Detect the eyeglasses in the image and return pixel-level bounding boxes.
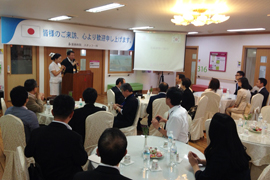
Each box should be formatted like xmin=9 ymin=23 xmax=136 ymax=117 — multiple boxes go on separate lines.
xmin=235 ymin=74 xmax=240 ymax=76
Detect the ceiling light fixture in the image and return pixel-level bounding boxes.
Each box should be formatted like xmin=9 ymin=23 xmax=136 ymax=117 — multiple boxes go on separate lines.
xmin=188 ymin=32 xmax=198 ymax=34
xmin=227 ymin=28 xmax=266 ymax=32
xmin=171 ymin=1 xmax=230 ymax=26
xmin=129 ymin=26 xmax=154 ymax=30
xmin=48 ymin=15 xmax=72 ymax=21
xmin=86 ymin=3 xmax=125 ymax=13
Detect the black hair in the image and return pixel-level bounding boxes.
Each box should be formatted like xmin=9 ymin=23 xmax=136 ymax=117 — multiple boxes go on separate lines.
xmin=24 ymin=79 xmax=37 ymax=92
xmin=10 ymin=86 xmax=28 ymax=107
xmin=120 ymin=83 xmax=133 ymax=92
xmin=205 ymin=113 xmax=251 ymax=172
xmin=238 ymin=77 xmax=250 ymax=90
xmin=259 ymin=78 xmax=267 ymax=86
xmin=237 ymin=71 xmax=245 ymax=77
xmin=67 ymin=50 xmax=75 ymax=56
xmin=52 ymin=95 xmax=75 ymax=119
xmin=182 ymin=78 xmax=191 ymax=89
xmin=208 ymin=78 xmax=220 ymax=92
xmin=116 ymin=78 xmax=124 ymax=85
xmin=166 ymin=87 xmax=182 ymax=106
xmin=159 ymin=82 xmax=169 ymax=92
xmin=83 ymin=88 xmax=97 ymax=104
xmin=51 ymin=53 xmax=61 ymax=60
xmin=178 ymin=73 xmax=185 ymax=80
xmin=98 ymin=128 xmax=127 ymax=166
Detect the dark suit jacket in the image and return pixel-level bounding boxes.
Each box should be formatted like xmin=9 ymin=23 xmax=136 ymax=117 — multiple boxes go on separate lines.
xmin=251 ymin=87 xmax=269 ymax=107
xmin=111 ymin=86 xmax=125 ymax=104
xmin=61 ymin=58 xmax=77 ymax=74
xmin=146 ymin=93 xmax=166 ymax=126
xmin=195 ymin=151 xmax=250 ymax=180
xmin=181 ymin=88 xmax=195 ymax=111
xmin=113 ymin=94 xmax=138 ymax=128
xmin=25 ymin=122 xmax=88 ymax=180
xmin=73 ymin=165 xmax=131 ymax=180
xmin=68 ymin=104 xmax=105 ymax=143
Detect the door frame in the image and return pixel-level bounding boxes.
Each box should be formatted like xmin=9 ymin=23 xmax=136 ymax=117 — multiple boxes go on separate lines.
xmin=3 ymin=44 xmax=40 ymax=102
xmin=180 ymin=46 xmax=199 ymax=85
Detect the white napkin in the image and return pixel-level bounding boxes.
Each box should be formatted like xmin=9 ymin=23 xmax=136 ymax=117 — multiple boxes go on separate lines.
xmin=88 ymin=154 xmax=101 ymax=164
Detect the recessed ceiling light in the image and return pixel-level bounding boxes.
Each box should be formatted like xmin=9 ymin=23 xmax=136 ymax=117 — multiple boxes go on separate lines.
xmin=48 ymin=16 xmax=72 ymax=21
xmin=227 ymin=28 xmax=265 ymax=32
xmin=129 ymin=26 xmax=154 ymax=30
xmin=188 ymin=32 xmax=198 ymax=34
xmin=86 ymin=3 xmax=125 ymax=13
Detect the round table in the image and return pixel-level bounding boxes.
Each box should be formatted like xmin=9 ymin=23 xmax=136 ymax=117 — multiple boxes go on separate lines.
xmin=90 ymin=136 xmax=205 ymax=180
xmin=235 ymin=120 xmax=270 ymax=166
xmin=37 ymin=102 xmax=108 ymax=125
xmin=194 ymin=91 xmax=236 ymax=113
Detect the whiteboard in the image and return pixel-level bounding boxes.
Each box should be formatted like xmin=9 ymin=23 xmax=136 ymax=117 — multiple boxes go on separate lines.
xmin=134 ymin=31 xmax=186 ymax=72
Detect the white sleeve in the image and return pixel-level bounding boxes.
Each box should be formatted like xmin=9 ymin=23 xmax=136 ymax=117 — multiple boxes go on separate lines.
xmin=166 ymin=115 xmax=183 ymax=139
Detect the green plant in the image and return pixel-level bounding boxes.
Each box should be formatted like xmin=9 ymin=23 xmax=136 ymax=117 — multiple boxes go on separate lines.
xmin=243 ymin=113 xmax=252 ymax=120
xmin=141 ymin=125 xmax=149 ymax=135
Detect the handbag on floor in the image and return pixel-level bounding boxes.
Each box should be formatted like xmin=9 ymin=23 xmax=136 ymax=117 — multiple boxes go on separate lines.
xmin=188 ymin=105 xmax=198 ymax=120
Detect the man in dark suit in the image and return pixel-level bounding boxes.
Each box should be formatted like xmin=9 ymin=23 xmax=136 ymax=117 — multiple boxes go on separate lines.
xmin=25 ymin=95 xmax=88 ymax=180
xmin=176 ymin=73 xmax=185 ymax=89
xmin=61 ymin=50 xmax=78 ymax=74
xmin=251 ymin=78 xmax=269 ymax=107
xmin=111 ymin=78 xmax=125 ymax=104
xmin=74 ymin=128 xmax=131 ymax=180
xmin=113 ymin=83 xmax=138 ymax=128
xmin=69 ymin=88 xmax=105 ymax=143
xmin=146 ymin=82 xmax=168 ymax=126
xmin=234 ymin=71 xmax=252 ymax=95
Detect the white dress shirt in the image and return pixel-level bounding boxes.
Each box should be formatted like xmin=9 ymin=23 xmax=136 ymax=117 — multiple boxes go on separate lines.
xmin=99 ymin=163 xmax=120 ymax=171
xmin=166 ymin=105 xmax=189 ymax=143
xmin=52 ymin=120 xmax=72 ymax=130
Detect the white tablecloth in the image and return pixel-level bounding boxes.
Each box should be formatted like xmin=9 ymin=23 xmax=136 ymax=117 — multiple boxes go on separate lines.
xmin=235 ymin=120 xmax=270 ymax=167
xmin=37 ymin=102 xmax=108 ymax=125
xmin=90 ymin=136 xmax=205 ymax=180
xmin=139 ymin=94 xmax=156 ymax=118
xmin=194 ymin=91 xmax=236 ymax=113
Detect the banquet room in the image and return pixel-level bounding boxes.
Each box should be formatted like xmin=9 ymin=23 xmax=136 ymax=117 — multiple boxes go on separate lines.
xmin=0 ymin=0 xmax=270 ymax=179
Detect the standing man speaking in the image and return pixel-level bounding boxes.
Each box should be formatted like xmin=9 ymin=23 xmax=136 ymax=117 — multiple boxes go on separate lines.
xmin=61 ymin=50 xmax=78 ymax=74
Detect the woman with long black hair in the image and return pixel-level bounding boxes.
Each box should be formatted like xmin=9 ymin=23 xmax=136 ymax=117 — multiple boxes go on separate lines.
xmin=188 ymin=113 xmax=251 ymax=180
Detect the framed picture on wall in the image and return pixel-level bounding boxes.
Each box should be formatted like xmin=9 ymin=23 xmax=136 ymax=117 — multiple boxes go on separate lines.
xmin=209 ymin=52 xmax=227 ymax=72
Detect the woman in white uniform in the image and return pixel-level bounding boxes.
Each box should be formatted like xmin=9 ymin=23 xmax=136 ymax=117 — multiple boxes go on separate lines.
xmin=48 ymin=52 xmax=66 ymax=96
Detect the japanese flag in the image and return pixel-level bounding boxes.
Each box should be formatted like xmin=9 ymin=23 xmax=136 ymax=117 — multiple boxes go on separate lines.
xmin=21 ymin=25 xmax=40 ymax=38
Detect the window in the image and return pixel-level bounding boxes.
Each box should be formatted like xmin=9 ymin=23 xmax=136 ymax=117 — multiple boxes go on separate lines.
xmin=11 ymin=45 xmax=32 ymax=74
xmin=108 ymin=50 xmax=133 ymax=73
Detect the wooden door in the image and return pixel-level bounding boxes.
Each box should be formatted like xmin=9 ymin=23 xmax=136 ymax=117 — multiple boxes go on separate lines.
xmin=5 ymin=45 xmax=38 ymax=101
xmin=44 ymin=47 xmax=104 ymax=97
xmin=181 ymin=47 xmax=198 ymax=85
xmin=254 ymin=49 xmax=270 ymax=90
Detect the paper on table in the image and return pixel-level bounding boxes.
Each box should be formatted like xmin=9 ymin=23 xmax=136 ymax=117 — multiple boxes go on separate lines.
xmin=88 ymin=154 xmax=101 ymax=164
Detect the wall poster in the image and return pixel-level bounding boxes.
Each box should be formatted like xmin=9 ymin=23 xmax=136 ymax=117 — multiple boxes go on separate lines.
xmin=209 ymin=52 xmax=227 ymax=72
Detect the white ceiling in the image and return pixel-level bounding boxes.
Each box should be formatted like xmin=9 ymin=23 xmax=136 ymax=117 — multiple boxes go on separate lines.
xmin=0 ymin=0 xmax=270 ymax=35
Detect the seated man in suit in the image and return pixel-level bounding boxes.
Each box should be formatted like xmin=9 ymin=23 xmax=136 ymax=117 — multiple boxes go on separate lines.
xmin=151 ymin=87 xmax=189 ymax=143
xmin=69 ymin=88 xmax=105 ymax=143
xmin=5 ymin=86 xmax=39 ymax=144
xmin=25 ymin=95 xmax=88 ymax=180
xmin=113 ymin=83 xmax=138 ymax=128
xmin=181 ymin=78 xmax=195 ymax=111
xmin=74 ymin=128 xmax=131 ymax=180
xmin=146 ymin=82 xmax=168 ymax=126
xmin=111 ymin=78 xmax=126 ymax=104
xmin=24 ymin=79 xmax=44 ymax=113
xmin=176 ymin=73 xmax=185 ymax=89
xmin=251 ymin=78 xmax=269 ymax=107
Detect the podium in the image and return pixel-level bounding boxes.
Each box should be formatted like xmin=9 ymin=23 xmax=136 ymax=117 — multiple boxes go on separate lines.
xmin=61 ymin=70 xmax=93 ymax=101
